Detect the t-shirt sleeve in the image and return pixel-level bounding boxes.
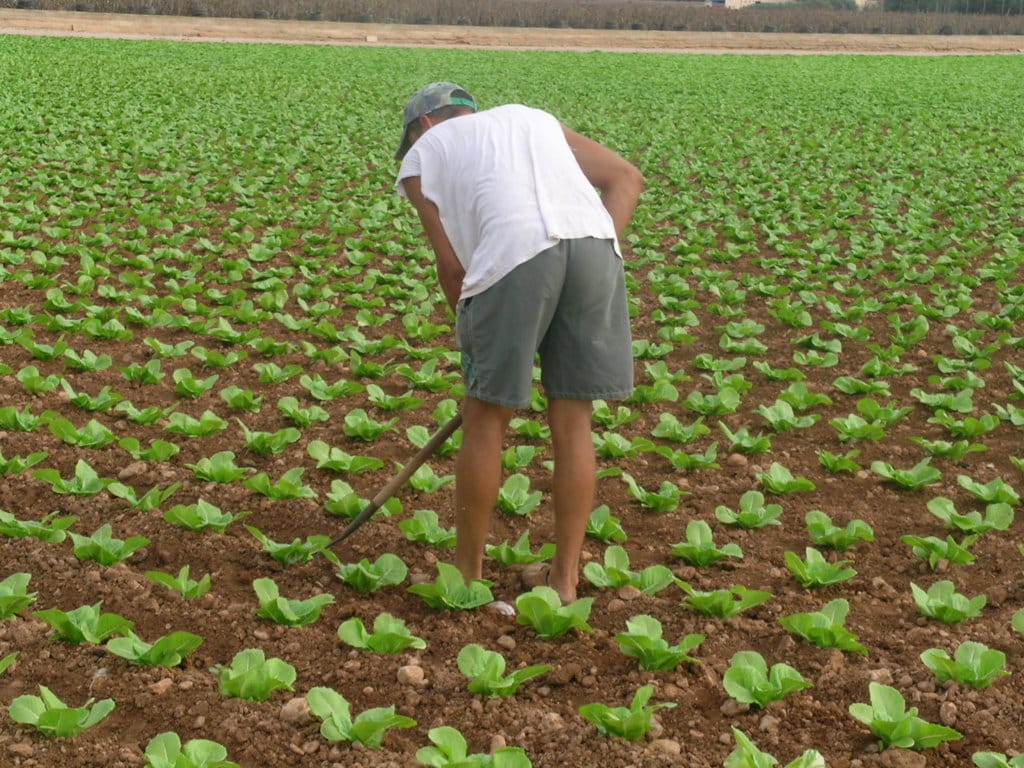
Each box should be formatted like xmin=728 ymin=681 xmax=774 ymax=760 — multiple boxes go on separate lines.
xmin=394 ymin=148 xmax=423 ymax=198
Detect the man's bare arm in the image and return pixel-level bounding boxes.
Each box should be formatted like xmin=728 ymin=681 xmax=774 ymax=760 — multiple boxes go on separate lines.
xmin=561 ymin=125 xmax=644 ymax=240
xmin=402 ymin=175 xmax=465 ymax=312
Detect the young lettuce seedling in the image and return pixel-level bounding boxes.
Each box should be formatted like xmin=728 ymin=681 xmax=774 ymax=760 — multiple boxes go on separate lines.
xmin=680 ymin=583 xmax=772 ymax=619
xmin=253 ymin=577 xmax=334 ymax=627
xmin=408 ymin=563 xmax=494 ymax=610
xmin=871 ymin=458 xmax=942 ymax=491
xmin=416 ymin=725 xmax=532 ymax=767
xmin=216 ymin=648 xmax=296 ymax=701
xmin=516 ymin=586 xmax=594 ymax=639
xmin=725 ymin=727 xmax=825 ymax=768
xmin=614 ymin=614 xmax=703 ymax=671
xmin=68 ymin=524 xmax=150 ymax=565
xmin=805 ymin=511 xmax=874 ymax=552
xmin=0 ymin=652 xmax=17 ymax=676
xmin=973 ymin=753 xmax=1024 ymax=768
xmin=164 ymin=499 xmax=250 ymax=533
xmin=902 ymin=534 xmax=977 ymax=571
xmin=106 ymin=630 xmax=204 ymax=667
xmin=485 ymin=530 xmax=554 ymax=566
xmin=336 ymin=553 xmax=408 ymax=594
xmin=578 ymin=684 xmax=676 ymax=740
xmin=338 ymin=612 xmax=426 ymax=654
xmin=583 ymin=545 xmax=677 ymax=594
xmin=0 ymin=509 xmax=76 ymax=543
xmin=34 ymin=601 xmax=134 ymax=645
xmin=779 ymin=598 xmax=868 ymax=655
xmin=496 ymin=474 xmax=543 ymax=516
xmin=142 ymin=731 xmax=239 ymax=768
xmin=671 ymin=519 xmax=743 ymax=567
xmin=400 ymin=510 xmax=457 ymax=548
xmin=715 ymin=490 xmax=783 ymax=529
xmin=457 ymin=643 xmax=552 ymax=697
xmin=245 ymin=526 xmax=339 ymax=567
xmin=145 ymin=565 xmax=212 ymax=600
xmin=722 ymin=650 xmax=812 ymax=708
xmin=911 ymin=580 xmax=986 ymax=624
xmin=785 ymin=547 xmax=857 ymax=588
xmin=0 ymin=573 xmax=37 ymax=619
xmin=849 ymin=682 xmax=962 ymax=750
xmin=586 ymin=505 xmax=628 ymax=543
xmin=9 ymin=685 xmax=115 ymax=737
xmin=758 ymin=463 xmax=816 ymax=495
xmin=621 ymin=473 xmax=684 ymax=513
xmin=306 ymin=686 xmax=416 ymax=748
xmin=920 ymin=641 xmax=1009 ymax=689
xmin=307 ymin=440 xmax=385 ymax=474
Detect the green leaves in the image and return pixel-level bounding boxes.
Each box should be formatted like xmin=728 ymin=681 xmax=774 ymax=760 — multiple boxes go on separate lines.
xmin=416 ymin=726 xmax=531 ymax=767
xmin=614 ymin=614 xmax=704 ymax=671
xmin=583 ymin=545 xmax=677 ymax=594
xmin=142 ymin=732 xmax=239 ymax=768
xmin=578 ymin=685 xmax=676 ymax=740
xmin=9 ymin=685 xmax=115 ymax=737
xmin=106 ymin=631 xmax=204 ymax=667
xmin=0 ymin=572 xmax=37 ymax=619
xmin=920 ymin=641 xmax=1009 ymax=689
xmin=336 ymin=553 xmax=408 ymax=594
xmin=457 ymin=643 xmax=551 ymax=697
xmin=338 ymin=613 xmax=426 ymax=654
xmin=217 ymin=648 xmax=296 ymax=701
xmin=409 ymin=563 xmax=494 ymax=610
xmin=779 ymin=598 xmax=867 ymax=655
xmin=722 ymin=650 xmax=812 ymax=708
xmin=516 ymin=586 xmax=594 ymax=639
xmin=671 ymin=519 xmax=743 ymax=566
xmin=253 ymin=577 xmax=334 ymax=626
xmin=849 ymin=682 xmax=961 ymax=750
xmin=34 ymin=602 xmax=134 ymax=644
xmin=910 ymin=580 xmax=986 ymax=623
xmin=307 ymin=686 xmax=415 ymax=747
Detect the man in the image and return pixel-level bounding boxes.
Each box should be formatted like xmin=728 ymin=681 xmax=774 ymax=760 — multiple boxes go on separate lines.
xmin=395 ymin=82 xmax=643 ymax=605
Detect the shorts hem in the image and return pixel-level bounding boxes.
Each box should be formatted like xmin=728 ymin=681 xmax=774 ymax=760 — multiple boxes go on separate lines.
xmin=544 ymin=389 xmax=634 ymax=402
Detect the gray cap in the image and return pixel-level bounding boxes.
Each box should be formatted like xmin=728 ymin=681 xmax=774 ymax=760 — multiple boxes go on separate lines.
xmin=396 ymin=82 xmax=476 ymax=160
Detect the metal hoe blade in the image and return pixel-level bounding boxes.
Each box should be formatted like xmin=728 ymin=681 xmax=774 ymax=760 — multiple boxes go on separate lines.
xmin=327 ymin=412 xmax=462 ymax=548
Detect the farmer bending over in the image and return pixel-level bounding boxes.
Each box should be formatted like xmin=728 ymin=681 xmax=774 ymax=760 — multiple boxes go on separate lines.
xmin=395 ymin=82 xmax=643 ymax=605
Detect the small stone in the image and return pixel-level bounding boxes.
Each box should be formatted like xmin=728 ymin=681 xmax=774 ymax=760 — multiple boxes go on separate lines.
xmin=759 ymin=714 xmax=780 ymax=732
xmin=496 ymin=635 xmax=516 ymax=651
xmin=149 ymin=678 xmax=174 ymax=695
xmin=118 ymin=461 xmax=148 ymax=481
xmin=7 ymin=743 xmax=34 ymax=758
xmin=939 ymin=701 xmax=957 ymax=726
xmin=650 ymin=738 xmax=681 ymax=755
xmin=253 ymin=629 xmax=270 ymax=641
xmin=720 ymin=698 xmax=749 ymax=716
xmin=880 ymin=749 xmax=926 ymax=768
xmin=606 ymin=598 xmax=628 ymax=612
xmin=540 ymin=712 xmax=565 ymax=731
xmin=490 ymin=735 xmax=507 ymax=753
xmin=408 ymin=571 xmax=431 ymax=586
xmin=548 ymin=662 xmax=581 ymax=686
xmin=302 ymin=740 xmax=320 ymax=754
xmin=727 ymin=453 xmax=748 ymax=468
xmin=617 ymin=585 xmax=642 ymax=601
xmin=868 ymin=668 xmax=893 ymax=684
xmin=397 ymin=665 xmax=425 ymax=686
xmin=280 ymin=697 xmax=313 ymax=725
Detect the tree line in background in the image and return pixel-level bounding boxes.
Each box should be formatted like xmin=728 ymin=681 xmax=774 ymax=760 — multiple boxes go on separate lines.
xmin=4 ymin=0 xmax=1024 ymax=34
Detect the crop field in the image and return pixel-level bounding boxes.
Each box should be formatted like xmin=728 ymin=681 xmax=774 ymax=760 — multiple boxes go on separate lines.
xmin=1 ymin=34 xmax=1024 ymax=768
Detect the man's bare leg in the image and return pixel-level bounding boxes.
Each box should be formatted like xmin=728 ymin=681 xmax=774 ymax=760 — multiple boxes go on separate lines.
xmin=454 ymin=395 xmax=513 ymax=582
xmin=546 ymin=397 xmax=595 ymax=604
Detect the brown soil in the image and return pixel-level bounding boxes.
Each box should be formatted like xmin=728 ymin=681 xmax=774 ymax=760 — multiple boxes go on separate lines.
xmin=1 ymin=11 xmax=1023 ymax=768
xmin=2 ymin=7 xmax=1024 ymax=54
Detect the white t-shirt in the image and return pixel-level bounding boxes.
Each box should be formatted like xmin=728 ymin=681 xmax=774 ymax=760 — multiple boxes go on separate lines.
xmin=396 ymin=104 xmax=619 ymax=300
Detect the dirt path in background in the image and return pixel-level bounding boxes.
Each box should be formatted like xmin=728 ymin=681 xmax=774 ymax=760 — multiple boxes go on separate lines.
xmin=2 ymin=7 xmax=1023 ymax=54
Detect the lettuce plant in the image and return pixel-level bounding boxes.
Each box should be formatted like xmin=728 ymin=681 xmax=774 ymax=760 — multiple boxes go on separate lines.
xmin=244 ymin=467 xmax=316 ymax=500
xmin=245 ymin=526 xmax=339 ymax=567
xmin=48 ymin=416 xmax=116 ymax=448
xmin=165 ymin=410 xmax=227 ymax=437
xmin=849 ymin=682 xmax=961 ymax=750
xmin=115 ymin=402 xmax=178 ymax=426
xmin=911 ymin=580 xmax=986 ymax=623
xmin=722 ymin=651 xmax=812 ymax=708
xmin=671 ymin=520 xmax=743 ymax=566
xmin=584 ymin=545 xmax=677 ymax=594
xmin=817 ymin=449 xmax=862 ymax=474
xmin=902 ymin=534 xmax=976 ymax=570
xmin=106 ymin=630 xmax=204 ymax=667
xmin=338 ymin=612 xmax=426 ymax=654
xmin=725 ymin=728 xmax=825 ymax=768
xmin=516 ymin=586 xmax=594 ymax=639
xmin=408 ymin=463 xmax=455 ymax=493
xmin=173 ymin=367 xmax=218 ymax=398
xmin=830 ymin=413 xmax=887 ymax=442
xmin=719 ymin=423 xmax=772 ymax=454
xmin=920 ymin=641 xmax=1009 ymax=689
xmin=805 ymin=511 xmax=874 ymax=552
xmin=343 ymin=408 xmax=399 ymax=441
xmin=779 ymin=598 xmax=867 ymax=655
xmin=60 ymin=381 xmax=124 ymax=412
xmin=957 ymin=474 xmax=1020 ymax=506
xmin=145 ymin=565 xmax=212 ymax=600
xmin=485 ymin=530 xmax=554 ymax=566
xmin=586 ymin=505 xmax=627 ymax=543
xmin=34 ymin=459 xmax=111 ymax=496
xmin=496 ymin=474 xmax=543 ymax=516
xmin=277 ymin=395 xmax=328 ymax=426
xmin=457 ymin=643 xmax=551 ymax=697
xmin=69 ymin=524 xmax=150 ymax=565
xmin=871 ymin=458 xmax=942 ymax=491
xmin=416 ymin=726 xmax=532 ymax=767
xmin=399 ymin=509 xmax=457 ymax=547
xmin=219 ymin=385 xmax=263 ymax=412
xmin=142 ymin=732 xmax=239 ymax=768
xmin=34 ymin=602 xmax=134 ymax=644
xmin=0 ymin=405 xmax=54 ymax=433
xmin=614 ymin=614 xmax=703 ymax=671
xmin=164 ymin=499 xmax=249 ymax=533
xmin=306 ymin=686 xmax=416 ymax=748
xmin=715 ymin=490 xmax=783 ymax=529
xmin=336 ymin=553 xmax=408 ymax=594
xmin=253 ymin=578 xmax=334 ymax=626
xmin=0 ymin=509 xmax=76 ymax=543
xmin=0 ymin=652 xmax=17 ymax=676
xmin=0 ymin=448 xmax=48 ymax=475
xmin=680 ymin=583 xmax=772 ymax=618
xmin=578 ymin=685 xmax=675 ymax=740
xmin=107 ymin=481 xmax=181 ymax=513
xmin=758 ymin=401 xmax=820 ymax=431
xmin=758 ymin=463 xmax=816 ymax=494
xmin=409 ymin=563 xmax=493 ymax=610
xmin=974 ymin=754 xmax=1024 ymax=768
xmin=785 ymin=547 xmax=857 ymax=588
xmin=308 ymin=440 xmax=384 ymax=473
xmin=621 ymin=473 xmax=683 ymax=513
xmin=0 ymin=572 xmax=36 ymax=619
xmin=216 ymin=648 xmax=296 ymax=701
xmin=238 ymin=423 xmax=301 ymax=457
xmin=9 ymin=685 xmax=115 ymax=737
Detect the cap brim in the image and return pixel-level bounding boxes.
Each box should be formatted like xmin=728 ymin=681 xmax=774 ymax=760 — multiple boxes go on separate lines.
xmin=396 ymin=126 xmax=413 ymax=160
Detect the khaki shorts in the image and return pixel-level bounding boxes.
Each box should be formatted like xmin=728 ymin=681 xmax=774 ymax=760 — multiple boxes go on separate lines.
xmin=455 ymin=237 xmax=634 ymax=408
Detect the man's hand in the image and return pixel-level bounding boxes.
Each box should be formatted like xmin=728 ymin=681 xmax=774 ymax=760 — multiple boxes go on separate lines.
xmin=561 ymin=125 xmax=644 ymax=240
xmin=402 ymin=175 xmax=465 ymax=312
